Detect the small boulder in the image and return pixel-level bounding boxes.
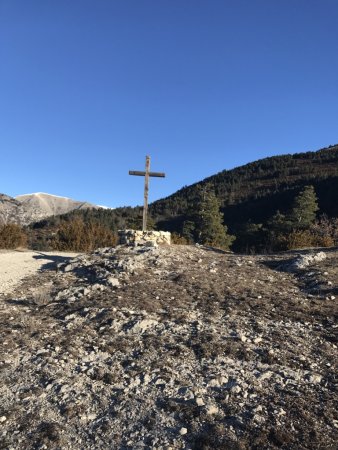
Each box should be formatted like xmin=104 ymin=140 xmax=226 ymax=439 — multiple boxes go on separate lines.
xmin=107 ymin=277 xmax=120 ymax=287
xmin=308 ymin=374 xmax=322 ymax=384
xmin=195 ymin=397 xmax=205 ymax=407
xmin=206 ymin=405 xmax=219 ymax=415
xmin=132 ymin=319 xmax=158 ymax=333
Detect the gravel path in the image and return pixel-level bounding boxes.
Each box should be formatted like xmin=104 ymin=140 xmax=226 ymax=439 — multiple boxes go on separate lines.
xmin=0 ymin=250 xmax=79 ymax=295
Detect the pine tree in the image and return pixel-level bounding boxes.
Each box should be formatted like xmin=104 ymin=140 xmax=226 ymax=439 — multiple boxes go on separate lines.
xmin=268 ymin=210 xmax=292 ymax=234
xmin=289 ymin=185 xmax=319 ymax=229
xmin=182 ymin=220 xmax=195 ymax=244
xmin=194 ymin=186 xmax=235 ymax=249
xmin=265 ymin=185 xmax=319 ymax=251
xmin=266 ymin=210 xmax=292 ymax=251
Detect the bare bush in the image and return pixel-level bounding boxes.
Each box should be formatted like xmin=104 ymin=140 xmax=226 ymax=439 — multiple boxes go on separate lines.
xmin=285 ymin=230 xmax=315 ymax=250
xmin=51 ymin=218 xmax=117 ymax=252
xmin=310 ymin=215 xmax=338 ymax=246
xmin=286 ymin=216 xmax=338 ymax=250
xmin=171 ymin=233 xmax=189 ymax=245
xmin=0 ymin=223 xmax=27 ymax=249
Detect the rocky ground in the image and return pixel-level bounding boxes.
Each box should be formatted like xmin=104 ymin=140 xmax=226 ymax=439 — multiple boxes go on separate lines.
xmin=0 ymin=244 xmax=337 ymax=449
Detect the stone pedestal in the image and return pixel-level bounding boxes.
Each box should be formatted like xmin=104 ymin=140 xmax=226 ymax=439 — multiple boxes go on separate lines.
xmin=118 ymin=230 xmax=171 ymax=246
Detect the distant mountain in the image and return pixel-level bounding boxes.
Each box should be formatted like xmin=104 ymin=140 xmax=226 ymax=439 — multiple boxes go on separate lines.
xmin=16 ymin=193 xmax=97 ymax=222
xmin=0 ymin=194 xmax=25 ymax=225
xmin=0 ymin=192 xmax=101 ymax=225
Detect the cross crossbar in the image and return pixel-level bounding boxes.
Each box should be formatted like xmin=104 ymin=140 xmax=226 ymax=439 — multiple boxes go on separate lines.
xmin=129 ymin=170 xmax=165 ymax=177
xmin=129 ymin=156 xmax=165 ymax=231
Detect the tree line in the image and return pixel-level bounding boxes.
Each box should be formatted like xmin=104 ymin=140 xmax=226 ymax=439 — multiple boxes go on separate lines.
xmin=1 ymin=183 xmax=337 ymax=253
xmin=1 ymin=144 xmax=337 ymax=252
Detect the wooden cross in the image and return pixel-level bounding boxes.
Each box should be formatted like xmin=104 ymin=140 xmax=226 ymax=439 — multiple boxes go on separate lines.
xmin=129 ymin=155 xmax=165 ymax=231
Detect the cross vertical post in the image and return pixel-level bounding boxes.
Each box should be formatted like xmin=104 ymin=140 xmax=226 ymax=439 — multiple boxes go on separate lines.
xmin=129 ymin=156 xmax=165 ymax=232
xmin=143 ymin=155 xmax=150 ymax=232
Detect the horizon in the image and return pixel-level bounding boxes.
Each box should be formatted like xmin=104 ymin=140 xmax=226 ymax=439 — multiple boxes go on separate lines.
xmin=1 ymin=1 xmax=338 ymax=207
xmin=11 ymin=142 xmax=337 ymax=207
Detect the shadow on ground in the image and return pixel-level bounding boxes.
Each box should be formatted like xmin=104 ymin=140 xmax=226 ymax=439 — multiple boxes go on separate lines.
xmin=33 ymin=253 xmax=75 ymax=271
xmin=259 ymin=257 xmax=293 ymax=273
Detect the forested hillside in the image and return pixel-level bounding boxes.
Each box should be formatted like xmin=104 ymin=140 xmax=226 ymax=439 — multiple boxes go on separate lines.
xmin=28 ymin=144 xmax=338 ymax=252
xmin=150 ymin=144 xmax=338 ymax=227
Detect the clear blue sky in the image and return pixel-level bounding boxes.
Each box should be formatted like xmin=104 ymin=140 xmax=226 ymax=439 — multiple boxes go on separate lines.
xmin=1 ymin=0 xmax=337 ymax=207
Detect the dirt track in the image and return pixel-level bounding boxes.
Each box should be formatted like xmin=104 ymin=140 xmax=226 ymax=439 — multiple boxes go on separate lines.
xmin=0 ymin=250 xmax=79 ymax=295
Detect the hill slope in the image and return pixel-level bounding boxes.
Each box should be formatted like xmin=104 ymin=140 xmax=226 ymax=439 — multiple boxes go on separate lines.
xmin=1 ymin=244 xmax=337 ymax=448
xmin=150 ymin=144 xmax=338 ymax=229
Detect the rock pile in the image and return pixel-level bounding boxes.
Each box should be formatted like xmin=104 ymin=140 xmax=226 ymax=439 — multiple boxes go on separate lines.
xmin=118 ymin=229 xmax=171 ymax=246
xmin=284 ymin=251 xmax=327 ymax=271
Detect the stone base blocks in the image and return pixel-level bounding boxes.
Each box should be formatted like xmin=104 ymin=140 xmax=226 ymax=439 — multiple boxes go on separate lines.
xmin=118 ymin=229 xmax=171 ymax=246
